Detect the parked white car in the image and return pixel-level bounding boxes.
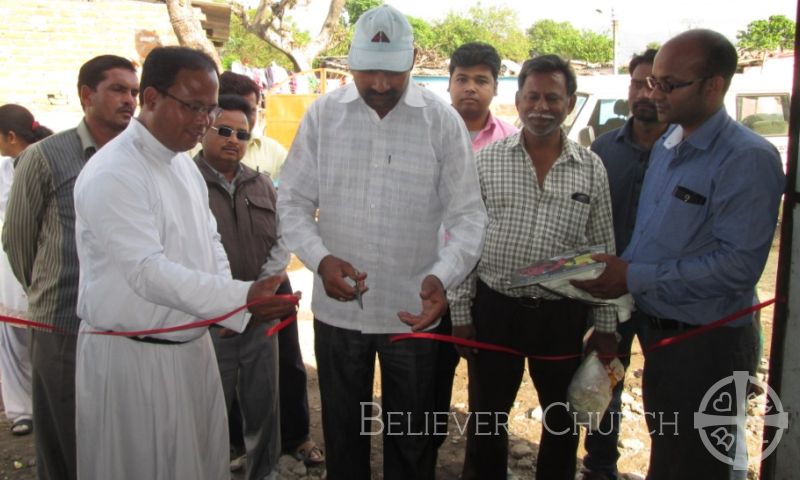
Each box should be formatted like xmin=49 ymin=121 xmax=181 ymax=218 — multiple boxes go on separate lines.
xmin=566 ymin=73 xmax=792 ymax=167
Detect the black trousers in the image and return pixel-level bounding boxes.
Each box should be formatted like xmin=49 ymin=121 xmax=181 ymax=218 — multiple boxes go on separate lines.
xmin=314 ymin=319 xmax=437 ymax=480
xmin=640 ymin=317 xmax=759 ymax=480
xmin=462 ymin=281 xmax=587 ymax=480
xmin=30 ymin=329 xmax=77 ymax=480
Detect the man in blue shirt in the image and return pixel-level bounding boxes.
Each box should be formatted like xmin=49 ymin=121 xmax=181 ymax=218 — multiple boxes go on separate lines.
xmin=580 ymin=48 xmax=667 ymax=480
xmin=574 ymin=29 xmax=784 ymax=479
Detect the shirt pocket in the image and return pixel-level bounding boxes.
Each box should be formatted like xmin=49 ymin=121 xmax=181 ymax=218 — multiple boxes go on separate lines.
xmin=652 ymin=185 xmax=710 ymax=254
xmin=246 ymin=194 xmax=278 ymax=246
xmin=540 ymin=190 xmax=593 ymax=247
xmin=386 ymin=153 xmax=439 ymax=213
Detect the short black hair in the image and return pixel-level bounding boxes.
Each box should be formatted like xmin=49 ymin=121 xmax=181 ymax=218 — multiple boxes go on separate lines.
xmin=692 ymin=29 xmax=738 ymax=92
xmin=629 ymin=48 xmax=658 ymax=76
xmin=449 ymin=42 xmax=502 ymax=81
xmin=139 ymin=46 xmax=219 ymax=104
xmin=77 ymin=55 xmax=136 ymax=94
xmin=0 ymin=104 xmax=53 ymax=145
xmin=518 ymin=55 xmax=577 ymax=96
xmin=217 ymin=94 xmax=252 ymax=122
xmin=219 ymin=71 xmax=261 ymax=102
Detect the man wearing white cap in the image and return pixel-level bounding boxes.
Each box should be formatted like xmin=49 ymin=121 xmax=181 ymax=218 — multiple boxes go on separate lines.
xmin=277 ymin=4 xmax=487 ymax=479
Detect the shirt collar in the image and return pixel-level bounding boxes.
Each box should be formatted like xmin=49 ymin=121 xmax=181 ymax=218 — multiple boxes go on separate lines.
xmin=248 ymin=135 xmax=262 ymax=149
xmin=663 ymin=107 xmax=729 ymax=151
xmin=613 ymin=117 xmax=649 ymax=152
xmin=338 ymin=80 xmax=427 ymax=109
xmin=478 ymin=112 xmax=500 ymax=136
xmin=76 ymin=118 xmax=98 ymax=159
xmin=511 ymin=129 xmax=586 ymax=164
xmin=130 ymin=118 xmax=181 ymax=163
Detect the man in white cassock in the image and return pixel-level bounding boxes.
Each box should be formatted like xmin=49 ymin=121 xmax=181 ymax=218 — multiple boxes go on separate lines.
xmin=72 ymin=47 xmax=298 ymax=480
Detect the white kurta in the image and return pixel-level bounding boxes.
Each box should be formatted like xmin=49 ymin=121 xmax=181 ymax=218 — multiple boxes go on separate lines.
xmin=73 ymin=119 xmax=252 ymax=480
xmin=0 ymin=156 xmax=33 ymax=423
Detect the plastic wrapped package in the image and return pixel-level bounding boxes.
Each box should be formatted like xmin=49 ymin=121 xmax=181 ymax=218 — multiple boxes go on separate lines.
xmin=567 ymin=351 xmax=625 ymax=430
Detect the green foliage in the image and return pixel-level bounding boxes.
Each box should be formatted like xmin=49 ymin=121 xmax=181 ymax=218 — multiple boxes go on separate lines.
xmin=317 ymin=22 xmax=353 ymax=61
xmin=407 ymin=16 xmax=437 ymax=51
xmin=646 ymin=41 xmax=662 ymax=51
xmin=432 ymin=5 xmax=529 ymax=62
xmin=220 ymin=13 xmax=294 ymax=70
xmin=573 ymin=30 xmax=612 ymax=64
xmin=345 ymin=0 xmax=383 ymax=26
xmin=737 ymin=15 xmax=796 ymax=53
xmin=526 ymin=19 xmax=612 ymax=64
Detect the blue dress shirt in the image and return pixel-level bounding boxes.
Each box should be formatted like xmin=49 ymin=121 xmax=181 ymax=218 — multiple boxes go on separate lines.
xmin=591 ymin=118 xmax=651 ymax=255
xmin=623 ymin=107 xmax=785 ymax=326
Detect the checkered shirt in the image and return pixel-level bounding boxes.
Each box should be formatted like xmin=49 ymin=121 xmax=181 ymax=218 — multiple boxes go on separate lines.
xmin=448 ymin=131 xmax=618 ymax=332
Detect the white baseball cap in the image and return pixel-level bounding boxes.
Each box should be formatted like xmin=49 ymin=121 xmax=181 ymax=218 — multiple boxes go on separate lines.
xmin=348 ymin=5 xmax=414 ymax=72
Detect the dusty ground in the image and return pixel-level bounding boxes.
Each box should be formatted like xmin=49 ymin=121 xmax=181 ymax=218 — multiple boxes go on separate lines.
xmin=0 ymin=237 xmax=779 ymax=479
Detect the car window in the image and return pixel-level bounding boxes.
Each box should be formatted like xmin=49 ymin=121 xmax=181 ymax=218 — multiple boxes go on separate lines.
xmin=564 ymin=93 xmax=588 ymax=132
xmin=588 ymin=98 xmax=628 ymax=137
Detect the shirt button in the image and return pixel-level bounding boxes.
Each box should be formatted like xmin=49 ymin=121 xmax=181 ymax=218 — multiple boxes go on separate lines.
xmin=370 ymin=204 xmax=375 ymax=209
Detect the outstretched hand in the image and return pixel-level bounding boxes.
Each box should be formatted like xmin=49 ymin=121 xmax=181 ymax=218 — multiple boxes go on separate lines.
xmin=398 ymin=275 xmax=447 ymax=332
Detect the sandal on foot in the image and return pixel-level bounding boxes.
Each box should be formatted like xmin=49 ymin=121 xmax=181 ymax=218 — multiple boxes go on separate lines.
xmin=11 ymin=418 xmax=32 ymax=436
xmin=293 ymin=440 xmax=325 ymax=466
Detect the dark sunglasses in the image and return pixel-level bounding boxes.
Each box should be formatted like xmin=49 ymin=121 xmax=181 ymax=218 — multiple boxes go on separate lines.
xmin=211 ymin=126 xmax=251 ymax=141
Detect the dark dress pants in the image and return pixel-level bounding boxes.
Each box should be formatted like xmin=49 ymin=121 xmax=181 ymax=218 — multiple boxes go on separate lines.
xmin=639 ymin=317 xmax=758 ymax=480
xmin=583 ymin=311 xmax=643 ymax=479
xmin=462 ymin=281 xmax=587 ymax=480
xmin=211 ymin=318 xmax=280 ymax=480
xmin=278 ymin=307 xmax=313 ymax=452
xmin=31 ymin=329 xmax=77 ymax=480
xmin=229 ymin=279 xmax=313 ymax=457
xmin=431 ymin=311 xmax=461 ymax=451
xmin=314 ymin=319 xmax=437 ymax=480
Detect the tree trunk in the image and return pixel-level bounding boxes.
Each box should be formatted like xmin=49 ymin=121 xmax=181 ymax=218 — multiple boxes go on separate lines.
xmin=234 ymin=0 xmax=346 ymax=72
xmin=165 ymin=0 xmax=223 ymax=70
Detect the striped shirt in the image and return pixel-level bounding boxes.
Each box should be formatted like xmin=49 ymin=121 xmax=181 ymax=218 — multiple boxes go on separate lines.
xmin=448 ymin=131 xmax=618 ymax=332
xmin=2 ymin=120 xmax=96 ymax=333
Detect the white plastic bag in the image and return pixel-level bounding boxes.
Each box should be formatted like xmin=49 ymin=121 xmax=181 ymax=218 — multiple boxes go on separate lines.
xmin=567 ymin=351 xmax=625 ymax=431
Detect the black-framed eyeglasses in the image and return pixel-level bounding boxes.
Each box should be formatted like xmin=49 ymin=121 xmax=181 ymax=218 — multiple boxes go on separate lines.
xmin=158 ymin=89 xmax=222 ymax=118
xmin=211 ymin=126 xmax=251 ymax=141
xmin=645 ymin=76 xmax=711 ymax=94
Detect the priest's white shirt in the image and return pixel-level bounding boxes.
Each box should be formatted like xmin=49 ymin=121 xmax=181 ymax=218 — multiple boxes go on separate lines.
xmin=73 ymin=119 xmax=251 ymax=480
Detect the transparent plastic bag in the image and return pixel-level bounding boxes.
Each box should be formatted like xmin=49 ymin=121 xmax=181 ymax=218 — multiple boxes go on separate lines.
xmin=567 ymin=351 xmax=625 ymax=431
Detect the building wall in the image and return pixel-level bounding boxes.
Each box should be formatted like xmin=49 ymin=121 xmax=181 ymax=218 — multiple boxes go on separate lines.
xmin=0 ymin=0 xmax=180 ymax=131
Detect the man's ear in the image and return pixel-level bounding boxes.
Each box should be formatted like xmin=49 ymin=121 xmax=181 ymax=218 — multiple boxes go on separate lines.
xmin=411 ymin=48 xmax=418 ymax=70
xmin=141 ymin=86 xmax=160 ymax=111
xmin=706 ymin=75 xmax=726 ymax=98
xmin=566 ymin=94 xmax=577 ymax=115
xmin=79 ymin=85 xmax=94 ymax=111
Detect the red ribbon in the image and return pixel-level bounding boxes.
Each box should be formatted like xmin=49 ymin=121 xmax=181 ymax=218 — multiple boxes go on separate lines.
xmin=0 ymin=294 xmax=300 ymax=338
xmin=390 ymin=297 xmax=779 ymax=360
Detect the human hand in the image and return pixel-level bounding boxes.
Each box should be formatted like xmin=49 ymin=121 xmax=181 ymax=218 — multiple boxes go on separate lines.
xmin=398 ymin=275 xmax=447 ymax=332
xmin=451 ymin=324 xmax=478 ymax=360
xmin=584 ymin=330 xmax=619 ymax=366
xmin=247 ymin=274 xmax=298 ymax=320
xmin=317 ymin=255 xmax=368 ymax=303
xmin=571 ymin=254 xmax=629 ymax=299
